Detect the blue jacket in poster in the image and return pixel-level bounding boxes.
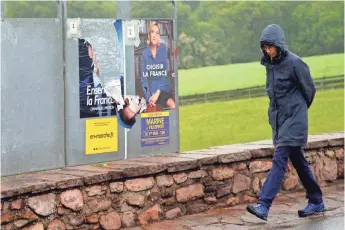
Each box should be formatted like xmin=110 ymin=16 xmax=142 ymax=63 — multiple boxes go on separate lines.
xmin=141 ymin=43 xmax=171 ymax=101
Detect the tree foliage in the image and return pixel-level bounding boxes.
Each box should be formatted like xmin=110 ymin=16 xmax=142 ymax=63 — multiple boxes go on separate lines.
xmin=4 ymin=1 xmax=344 ymax=69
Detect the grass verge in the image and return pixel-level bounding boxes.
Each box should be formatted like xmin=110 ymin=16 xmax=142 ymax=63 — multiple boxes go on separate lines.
xmin=178 ymin=53 xmax=344 ymax=96
xmin=179 ymin=88 xmax=344 ymax=151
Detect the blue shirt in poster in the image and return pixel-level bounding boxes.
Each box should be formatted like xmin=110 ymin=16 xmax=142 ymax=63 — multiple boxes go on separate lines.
xmin=141 ymin=43 xmax=171 ymax=101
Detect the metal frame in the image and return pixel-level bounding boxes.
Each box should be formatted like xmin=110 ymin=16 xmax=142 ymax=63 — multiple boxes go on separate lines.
xmin=57 ymin=0 xmax=68 ymax=169
xmin=1 ymin=0 xmax=4 ymax=21
xmin=1 ymin=0 xmax=180 ymax=175
xmin=116 ymin=1 xmax=131 ymax=159
xmin=123 ymin=1 xmax=180 ymax=158
xmin=1 ymin=18 xmax=65 ymax=176
xmin=172 ymin=0 xmax=180 ymax=152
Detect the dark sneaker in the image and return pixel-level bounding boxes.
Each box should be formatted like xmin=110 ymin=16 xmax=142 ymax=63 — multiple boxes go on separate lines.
xmin=298 ymin=202 xmax=327 ymax=217
xmin=246 ymin=204 xmax=269 ymax=221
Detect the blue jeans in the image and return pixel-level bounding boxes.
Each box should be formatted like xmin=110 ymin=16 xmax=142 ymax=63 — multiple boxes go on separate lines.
xmin=258 ymin=146 xmax=323 ymax=208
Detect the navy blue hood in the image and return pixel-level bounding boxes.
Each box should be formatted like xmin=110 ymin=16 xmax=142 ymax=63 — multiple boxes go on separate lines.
xmin=260 ymin=24 xmax=288 ymax=51
xmin=260 ymin=24 xmax=288 ymax=64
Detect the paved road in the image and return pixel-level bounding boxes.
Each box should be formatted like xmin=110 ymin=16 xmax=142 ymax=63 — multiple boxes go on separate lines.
xmin=126 ymin=180 xmax=344 ymax=230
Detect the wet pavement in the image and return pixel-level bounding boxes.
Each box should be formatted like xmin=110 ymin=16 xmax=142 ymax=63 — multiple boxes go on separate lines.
xmin=128 ymin=180 xmax=344 ymax=230
xmin=291 ymin=216 xmax=344 ymax=230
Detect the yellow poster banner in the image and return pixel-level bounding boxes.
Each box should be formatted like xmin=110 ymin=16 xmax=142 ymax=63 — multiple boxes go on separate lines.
xmin=85 ymin=118 xmax=118 ymax=155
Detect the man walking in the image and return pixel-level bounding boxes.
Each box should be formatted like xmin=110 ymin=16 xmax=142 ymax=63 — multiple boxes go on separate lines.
xmin=246 ymin=24 xmax=326 ymax=221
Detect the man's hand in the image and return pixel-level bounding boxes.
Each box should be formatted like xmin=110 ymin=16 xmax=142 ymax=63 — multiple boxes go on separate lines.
xmin=149 ymin=90 xmax=160 ymax=107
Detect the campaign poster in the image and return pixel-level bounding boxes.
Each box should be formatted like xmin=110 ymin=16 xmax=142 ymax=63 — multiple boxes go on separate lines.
xmin=78 ymin=19 xmax=128 ymax=117
xmin=141 ymin=112 xmax=169 ymax=147
xmin=78 ymin=19 xmax=143 ymax=130
xmin=85 ymin=118 xmax=118 ymax=154
xmin=134 ymin=19 xmax=176 ymax=113
xmin=78 ymin=28 xmax=120 ymax=118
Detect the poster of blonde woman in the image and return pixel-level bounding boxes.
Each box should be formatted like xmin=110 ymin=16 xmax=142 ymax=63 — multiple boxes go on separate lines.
xmin=134 ymin=20 xmax=176 ymax=113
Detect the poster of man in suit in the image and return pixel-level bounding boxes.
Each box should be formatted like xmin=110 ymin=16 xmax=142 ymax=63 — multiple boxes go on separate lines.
xmin=78 ymin=20 xmax=146 ymax=129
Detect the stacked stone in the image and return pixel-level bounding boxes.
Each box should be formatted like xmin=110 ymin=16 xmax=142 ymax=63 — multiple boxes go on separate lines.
xmin=1 ymin=147 xmax=343 ymax=229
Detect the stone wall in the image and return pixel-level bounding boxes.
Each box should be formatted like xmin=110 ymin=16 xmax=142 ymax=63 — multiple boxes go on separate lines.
xmin=1 ymin=133 xmax=343 ymax=230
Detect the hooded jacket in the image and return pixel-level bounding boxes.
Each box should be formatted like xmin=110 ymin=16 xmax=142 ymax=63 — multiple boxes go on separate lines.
xmin=260 ymin=24 xmax=316 ymax=148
